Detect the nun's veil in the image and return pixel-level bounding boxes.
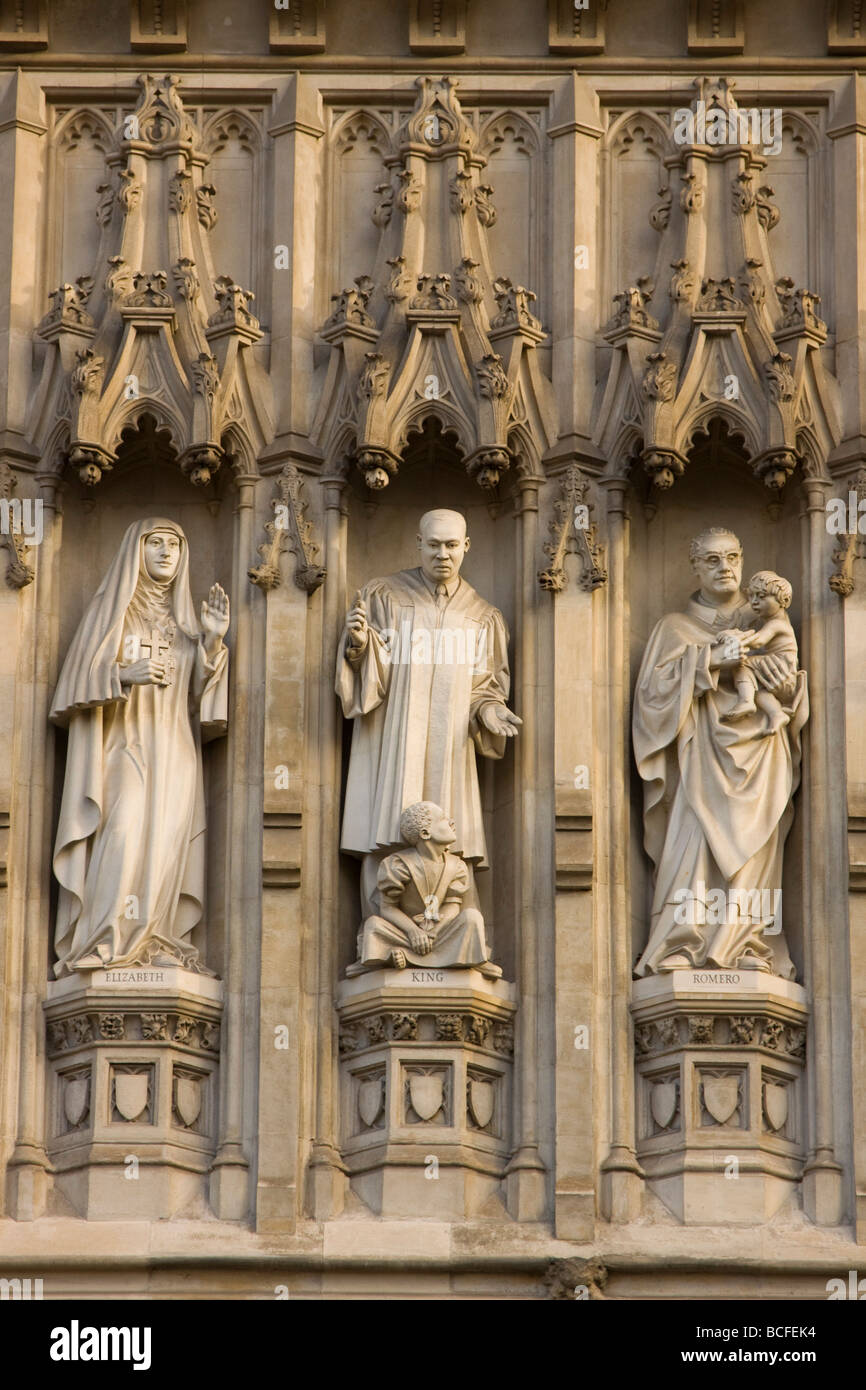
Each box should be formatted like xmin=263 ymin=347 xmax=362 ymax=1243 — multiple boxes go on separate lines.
xmin=50 ymin=517 xmax=199 ymax=724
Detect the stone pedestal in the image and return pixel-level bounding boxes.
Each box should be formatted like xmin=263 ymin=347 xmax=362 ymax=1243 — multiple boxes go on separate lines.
xmin=44 ymin=967 xmax=223 ymax=1220
xmin=336 ymin=968 xmax=517 ymax=1219
xmin=631 ymin=971 xmax=808 ymax=1224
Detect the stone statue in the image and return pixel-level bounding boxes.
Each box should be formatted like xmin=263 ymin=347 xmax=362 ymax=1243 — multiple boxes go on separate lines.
xmin=632 ymin=527 xmax=808 ymax=978
xmin=50 ymin=517 xmax=229 ymax=975
xmin=347 ymin=801 xmax=499 ymax=977
xmin=728 ymin=570 xmax=798 ymax=734
xmin=336 ymin=507 xmax=520 ymax=924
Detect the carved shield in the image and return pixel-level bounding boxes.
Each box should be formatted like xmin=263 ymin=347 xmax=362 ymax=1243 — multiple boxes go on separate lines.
xmin=763 ymin=1082 xmax=788 ymax=1133
xmin=114 ymin=1072 xmax=149 ymax=1122
xmin=703 ymin=1075 xmax=739 ymax=1125
xmin=468 ymin=1079 xmax=495 ymax=1129
xmin=63 ymin=1076 xmax=89 ymax=1128
xmin=650 ymin=1080 xmax=678 ymax=1130
xmin=175 ymin=1077 xmax=201 ymax=1128
xmin=358 ymin=1076 xmax=384 ymax=1128
xmin=409 ymin=1074 xmax=443 ymax=1122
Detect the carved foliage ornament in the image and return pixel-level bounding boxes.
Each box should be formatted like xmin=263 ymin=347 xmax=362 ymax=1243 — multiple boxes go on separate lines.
xmin=538 ymin=463 xmax=607 ymax=593
xmin=248 ymin=461 xmax=325 ymax=594
xmin=0 ymin=463 xmax=35 ymax=589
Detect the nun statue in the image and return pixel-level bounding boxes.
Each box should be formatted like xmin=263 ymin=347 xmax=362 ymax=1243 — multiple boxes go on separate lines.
xmin=50 ymin=518 xmax=229 ymax=976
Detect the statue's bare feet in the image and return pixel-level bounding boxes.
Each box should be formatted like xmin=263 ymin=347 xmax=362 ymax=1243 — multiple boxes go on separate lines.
xmin=389 ymin=949 xmax=407 ymax=969
xmin=762 ymin=712 xmax=789 ymax=737
xmin=727 ymin=698 xmax=756 ymax=720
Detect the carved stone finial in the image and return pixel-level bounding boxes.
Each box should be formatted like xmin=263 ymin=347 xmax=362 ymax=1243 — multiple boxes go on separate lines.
xmin=249 ymin=461 xmax=326 ymax=594
xmin=119 ymin=73 xmax=197 ymax=150
xmin=38 ymin=278 xmax=95 ymax=334
xmin=208 ymin=276 xmax=260 ymax=333
xmin=126 ymin=270 xmax=172 ymax=308
xmin=324 ymin=275 xmax=376 ymax=331
xmin=538 ymin=463 xmax=607 ymax=593
xmin=491 ymin=276 xmax=542 ymax=334
xmin=606 ymin=277 xmax=658 ymax=333
xmin=0 ymin=463 xmax=35 ymax=589
xmin=410 ymin=273 xmax=457 ymax=311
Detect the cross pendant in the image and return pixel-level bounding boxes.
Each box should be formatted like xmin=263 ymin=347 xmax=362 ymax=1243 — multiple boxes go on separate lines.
xmin=139 ymin=627 xmax=175 ymax=685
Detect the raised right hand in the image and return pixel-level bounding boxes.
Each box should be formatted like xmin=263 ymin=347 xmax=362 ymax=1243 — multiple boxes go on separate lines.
xmin=120 ymin=659 xmax=168 ymax=687
xmin=346 ymin=591 xmax=368 ymax=651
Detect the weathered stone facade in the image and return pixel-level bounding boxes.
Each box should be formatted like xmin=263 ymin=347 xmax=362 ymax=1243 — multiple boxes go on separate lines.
xmin=1 ymin=0 xmax=866 ymax=1300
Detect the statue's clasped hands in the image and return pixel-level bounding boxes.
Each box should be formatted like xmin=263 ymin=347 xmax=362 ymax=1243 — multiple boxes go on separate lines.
xmin=406 ymin=923 xmax=434 ymax=954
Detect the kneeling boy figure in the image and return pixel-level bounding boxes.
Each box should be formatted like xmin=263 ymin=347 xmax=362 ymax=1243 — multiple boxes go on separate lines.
xmin=348 ymin=801 xmax=501 ymax=978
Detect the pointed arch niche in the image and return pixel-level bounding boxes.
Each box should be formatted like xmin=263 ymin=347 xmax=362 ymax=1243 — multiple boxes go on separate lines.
xmin=337 ymin=416 xmax=521 ymax=978
xmin=50 ymin=414 xmax=237 ymax=977
xmin=479 ymin=110 xmax=545 ymax=324
xmin=601 ymin=110 xmax=671 ymax=322
xmin=327 ymin=110 xmax=390 ymax=308
xmin=624 ymin=418 xmax=807 ymax=978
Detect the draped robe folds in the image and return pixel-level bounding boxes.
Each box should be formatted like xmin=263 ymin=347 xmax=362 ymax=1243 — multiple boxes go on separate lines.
xmin=336 ymin=568 xmax=511 ymax=865
xmin=359 ymin=848 xmax=489 ymax=968
xmin=632 ymin=593 xmax=808 ymax=978
xmin=50 ymin=519 xmax=228 ymax=976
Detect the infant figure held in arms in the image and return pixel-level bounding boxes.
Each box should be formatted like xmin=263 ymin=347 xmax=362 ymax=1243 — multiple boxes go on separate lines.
xmin=726 ymin=570 xmax=798 ymax=736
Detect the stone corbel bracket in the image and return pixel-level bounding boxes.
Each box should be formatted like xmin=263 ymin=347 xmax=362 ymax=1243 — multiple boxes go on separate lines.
xmin=249 ymin=461 xmax=326 ymax=594
xmin=829 ymin=466 xmax=866 ymax=597
xmin=538 ymin=463 xmax=607 ymax=592
xmin=0 ymin=463 xmax=35 ymax=589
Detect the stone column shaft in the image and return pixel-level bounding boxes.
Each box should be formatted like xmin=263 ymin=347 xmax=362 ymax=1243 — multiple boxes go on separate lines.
xmin=599 ymin=476 xmax=643 ymax=1222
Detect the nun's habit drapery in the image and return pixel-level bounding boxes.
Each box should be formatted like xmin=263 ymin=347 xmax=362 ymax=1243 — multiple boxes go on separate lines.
xmin=50 ymin=518 xmax=228 ymax=976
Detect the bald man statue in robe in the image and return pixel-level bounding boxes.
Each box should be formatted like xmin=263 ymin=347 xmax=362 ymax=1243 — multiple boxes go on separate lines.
xmin=336 ymin=509 xmax=520 ymax=945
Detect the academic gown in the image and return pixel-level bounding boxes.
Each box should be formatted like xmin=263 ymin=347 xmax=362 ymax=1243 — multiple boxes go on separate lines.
xmin=336 ymin=568 xmax=511 ymax=865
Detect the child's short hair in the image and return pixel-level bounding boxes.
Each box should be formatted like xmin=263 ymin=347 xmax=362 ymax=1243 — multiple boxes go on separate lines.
xmin=399 ymin=801 xmax=441 ymax=845
xmin=747 ymin=570 xmax=792 ymax=609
